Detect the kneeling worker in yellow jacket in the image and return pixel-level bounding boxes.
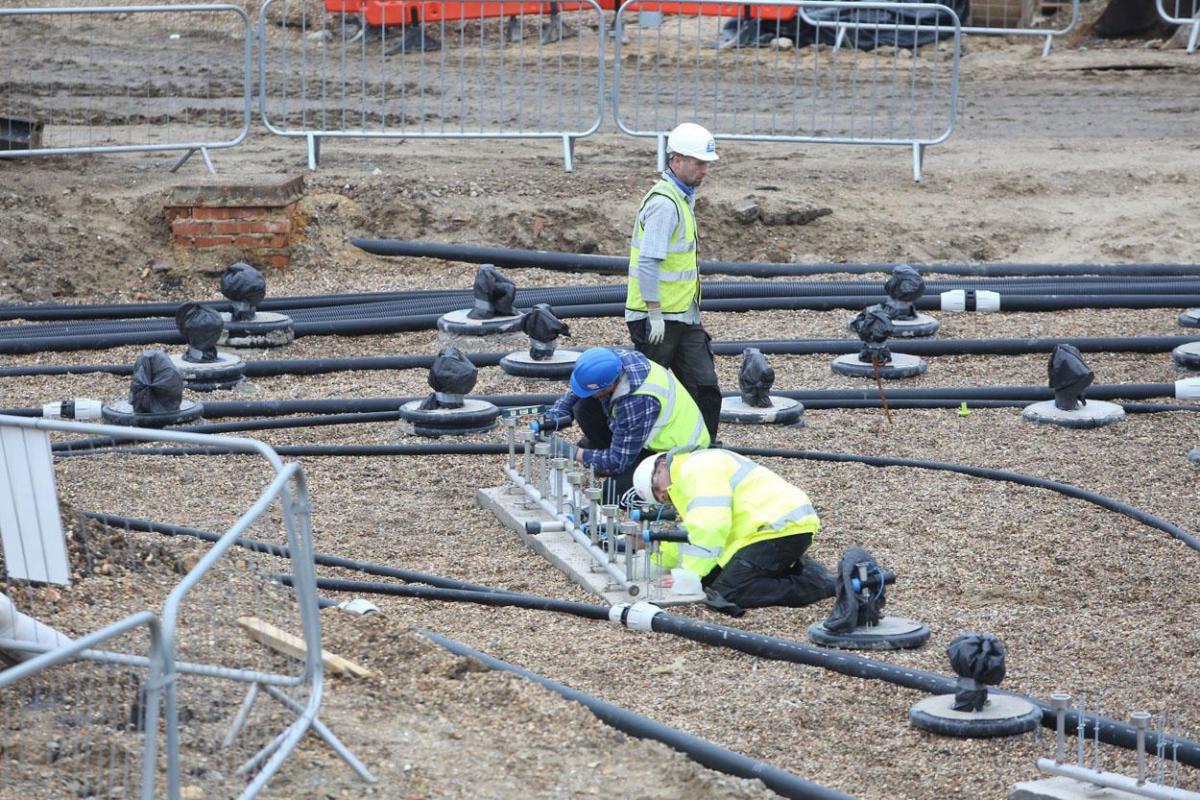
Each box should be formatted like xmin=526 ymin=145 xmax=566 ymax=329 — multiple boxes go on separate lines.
xmin=633 ymin=448 xmax=836 ymax=614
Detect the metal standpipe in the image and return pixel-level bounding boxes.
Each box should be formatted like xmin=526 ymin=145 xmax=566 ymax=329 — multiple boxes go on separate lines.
xmin=1051 ymin=692 xmax=1072 ymax=763
xmin=504 ymin=466 xmax=635 ymax=594
xmin=1035 ymin=760 xmax=1200 ymax=800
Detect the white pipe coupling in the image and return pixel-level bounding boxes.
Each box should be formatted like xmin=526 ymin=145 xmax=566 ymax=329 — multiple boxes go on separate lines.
xmin=1175 ymin=378 xmax=1200 ymax=401
xmin=940 ymin=290 xmax=1000 ymax=313
xmin=609 ymin=601 xmax=663 ymax=632
xmin=0 ymin=592 xmax=73 ymax=662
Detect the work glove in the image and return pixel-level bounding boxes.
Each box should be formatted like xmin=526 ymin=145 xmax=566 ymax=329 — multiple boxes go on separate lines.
xmin=646 ymin=309 xmax=666 ymax=345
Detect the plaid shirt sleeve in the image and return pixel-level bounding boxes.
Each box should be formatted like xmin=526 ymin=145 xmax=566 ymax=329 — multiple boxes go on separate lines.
xmin=548 ymin=391 xmax=578 ymax=421
xmin=582 ymin=394 xmax=659 ymax=475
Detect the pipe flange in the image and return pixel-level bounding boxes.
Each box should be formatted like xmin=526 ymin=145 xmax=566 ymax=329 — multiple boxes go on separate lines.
xmin=101 ymin=399 xmax=203 ymax=428
xmin=398 ymin=398 xmax=500 ymax=429
xmin=807 ymin=616 xmax=930 ymax=650
xmin=1173 ymin=341 xmax=1200 ymax=371
xmin=218 ymin=311 xmax=295 ymax=348
xmin=831 ymin=353 xmax=927 ymax=380
xmin=397 ymin=419 xmax=499 ymax=439
xmin=169 ymin=351 xmax=247 ymax=392
xmin=1020 ymin=399 xmax=1125 ymax=429
xmin=498 ymin=349 xmax=581 ymax=381
xmin=848 ymin=312 xmax=940 ymax=338
xmin=1189 ymin=446 xmax=1199 ymax=465
xmin=909 ymin=693 xmax=1041 ymax=738
xmin=719 ymin=396 xmax=805 ymax=426
xmin=437 ymin=308 xmax=525 ymax=336
xmin=1179 ymin=308 xmax=1200 ymax=328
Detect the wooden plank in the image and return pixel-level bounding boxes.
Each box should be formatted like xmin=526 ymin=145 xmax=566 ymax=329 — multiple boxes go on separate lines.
xmin=237 ymin=616 xmax=374 ymax=679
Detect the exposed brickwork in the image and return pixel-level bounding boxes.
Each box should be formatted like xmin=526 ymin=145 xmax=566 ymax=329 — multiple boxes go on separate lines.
xmin=163 ymin=175 xmax=304 ymax=270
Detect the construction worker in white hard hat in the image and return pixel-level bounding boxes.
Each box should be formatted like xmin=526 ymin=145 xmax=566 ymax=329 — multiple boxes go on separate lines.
xmin=626 ymin=122 xmax=723 ymax=445
xmin=632 ymin=448 xmax=835 ymax=615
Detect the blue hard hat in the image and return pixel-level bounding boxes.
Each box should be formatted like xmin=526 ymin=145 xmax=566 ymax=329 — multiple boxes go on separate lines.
xmin=570 ymin=348 xmax=622 ymax=398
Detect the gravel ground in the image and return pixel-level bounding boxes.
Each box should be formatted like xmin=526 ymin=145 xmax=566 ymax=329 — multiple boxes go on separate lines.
xmin=2 ymin=23 xmax=1200 ymax=799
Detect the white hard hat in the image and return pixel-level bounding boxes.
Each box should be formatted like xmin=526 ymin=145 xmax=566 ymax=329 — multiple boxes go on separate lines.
xmin=666 ymin=123 xmax=719 ymax=162
xmin=633 ymin=454 xmax=662 ymax=502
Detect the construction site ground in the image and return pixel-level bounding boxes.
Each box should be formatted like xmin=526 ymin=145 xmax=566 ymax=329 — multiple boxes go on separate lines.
xmin=1 ymin=21 xmax=1199 ymax=800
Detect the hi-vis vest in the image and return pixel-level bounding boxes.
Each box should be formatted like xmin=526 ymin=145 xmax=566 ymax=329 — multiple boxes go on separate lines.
xmin=658 ymin=449 xmax=820 ymax=578
xmin=626 ymin=179 xmax=701 ymax=314
xmin=618 ymin=361 xmax=709 ymax=453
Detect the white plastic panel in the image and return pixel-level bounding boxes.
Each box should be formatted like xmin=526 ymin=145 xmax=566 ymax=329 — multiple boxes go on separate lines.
xmin=0 ymin=425 xmax=70 ymax=585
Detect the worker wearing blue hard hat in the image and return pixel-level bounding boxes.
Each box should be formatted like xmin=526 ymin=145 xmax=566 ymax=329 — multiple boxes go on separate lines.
xmin=542 ymin=347 xmax=710 ymax=502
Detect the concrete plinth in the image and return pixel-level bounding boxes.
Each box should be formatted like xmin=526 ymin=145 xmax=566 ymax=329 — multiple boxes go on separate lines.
xmin=1021 ymin=400 xmax=1125 ymax=429
xmin=476 ymin=485 xmax=704 ymax=606
xmin=831 ymin=352 xmax=927 ymax=379
xmin=437 ymin=309 xmax=524 ymax=336
xmin=720 ymin=396 xmax=805 ymax=426
xmin=1010 ymin=776 xmax=1145 ymax=800
xmin=1173 ymin=341 xmax=1200 ymax=371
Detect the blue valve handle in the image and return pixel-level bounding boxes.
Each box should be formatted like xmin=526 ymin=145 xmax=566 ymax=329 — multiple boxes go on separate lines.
xmin=851 ymin=569 xmax=896 ymax=593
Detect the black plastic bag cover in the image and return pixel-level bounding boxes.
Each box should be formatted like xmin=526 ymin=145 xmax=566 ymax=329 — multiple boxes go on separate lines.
xmin=883 ymin=264 xmax=925 ymax=319
xmin=220 ymin=261 xmax=266 ymax=321
xmin=175 ymin=302 xmax=224 ymax=363
xmin=851 ymin=305 xmax=893 ymax=344
xmin=1048 ymin=343 xmax=1093 ymax=411
xmin=738 ymin=348 xmax=775 ymax=408
xmin=130 ymin=350 xmax=184 ymax=414
xmin=947 ymin=632 xmax=1007 ymax=711
xmin=885 ymin=265 xmax=925 ymax=303
xmin=521 ymin=303 xmax=569 ymax=359
xmin=468 ymin=264 xmax=517 ymax=320
xmin=823 ymin=547 xmax=887 ymax=633
xmin=418 ymin=347 xmax=477 ymax=409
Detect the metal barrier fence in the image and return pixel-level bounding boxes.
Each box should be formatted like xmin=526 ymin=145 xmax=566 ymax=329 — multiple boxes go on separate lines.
xmin=957 ymin=0 xmax=1078 ymax=57
xmin=0 ymin=4 xmax=253 ymax=172
xmin=258 ymin=0 xmax=608 ymax=169
xmin=0 ymin=417 xmax=371 ymax=799
xmin=1157 ymin=0 xmax=1199 ymax=53
xmin=612 ymin=0 xmax=960 ymax=181
xmin=791 ymin=0 xmax=1078 ymax=57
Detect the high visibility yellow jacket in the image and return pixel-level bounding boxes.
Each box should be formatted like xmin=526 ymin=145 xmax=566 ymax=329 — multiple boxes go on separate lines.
xmin=658 ymin=449 xmax=820 ymax=578
xmin=617 ymin=361 xmax=710 ymax=453
xmin=626 ymin=179 xmax=701 ymax=314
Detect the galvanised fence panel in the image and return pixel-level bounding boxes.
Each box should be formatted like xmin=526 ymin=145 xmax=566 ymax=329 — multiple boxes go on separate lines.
xmin=0 ymin=4 xmax=253 ymax=171
xmin=1157 ymin=0 xmax=1198 ymax=53
xmin=612 ymin=0 xmax=960 ymax=180
xmin=258 ymin=0 xmax=608 ymax=169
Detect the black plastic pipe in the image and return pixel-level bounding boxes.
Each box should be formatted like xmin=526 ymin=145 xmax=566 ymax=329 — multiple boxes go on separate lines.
xmin=80 ymin=511 xmax=502 ymax=593
xmin=293 ymin=576 xmax=612 ymax=620
xmin=306 ymin=572 xmax=1200 ymax=769
xmin=733 ymin=447 xmax=1200 ymax=552
xmin=420 ymin=629 xmax=856 ymax=800
xmin=350 ymin=239 xmax=1200 ymax=279
xmin=8 ymin=335 xmax=1198 ymax=380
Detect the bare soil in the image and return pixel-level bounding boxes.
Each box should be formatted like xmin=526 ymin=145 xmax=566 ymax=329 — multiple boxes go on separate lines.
xmin=1 ymin=10 xmax=1200 ymax=800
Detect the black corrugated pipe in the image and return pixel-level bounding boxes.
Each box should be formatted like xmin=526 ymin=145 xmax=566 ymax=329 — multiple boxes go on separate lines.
xmin=419 ymin=629 xmax=856 ymax=800
xmin=285 ymin=576 xmax=612 ymax=620
xmin=0 ymin=289 xmax=470 ymax=322
xmin=350 ymin=239 xmax=1200 ymax=279
xmin=81 ymin=511 xmax=502 ymax=593
xmin=302 ymin=573 xmax=1200 ymax=769
xmin=10 ymin=336 xmax=1199 ymax=380
xmin=55 ymin=443 xmax=514 ymax=458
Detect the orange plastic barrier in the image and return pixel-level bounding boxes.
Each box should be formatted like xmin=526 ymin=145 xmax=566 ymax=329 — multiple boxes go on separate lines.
xmin=747 ymin=4 xmax=796 ymax=21
xmin=627 ymin=1 xmax=742 ymax=16
xmin=325 ymin=0 xmax=366 ymax=13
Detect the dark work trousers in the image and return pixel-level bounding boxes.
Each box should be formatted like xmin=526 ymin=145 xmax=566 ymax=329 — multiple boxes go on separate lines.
xmin=572 ymin=396 xmax=654 ymax=506
xmin=704 ymin=534 xmax=836 ymax=610
xmin=627 ymin=318 xmax=722 ymax=442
